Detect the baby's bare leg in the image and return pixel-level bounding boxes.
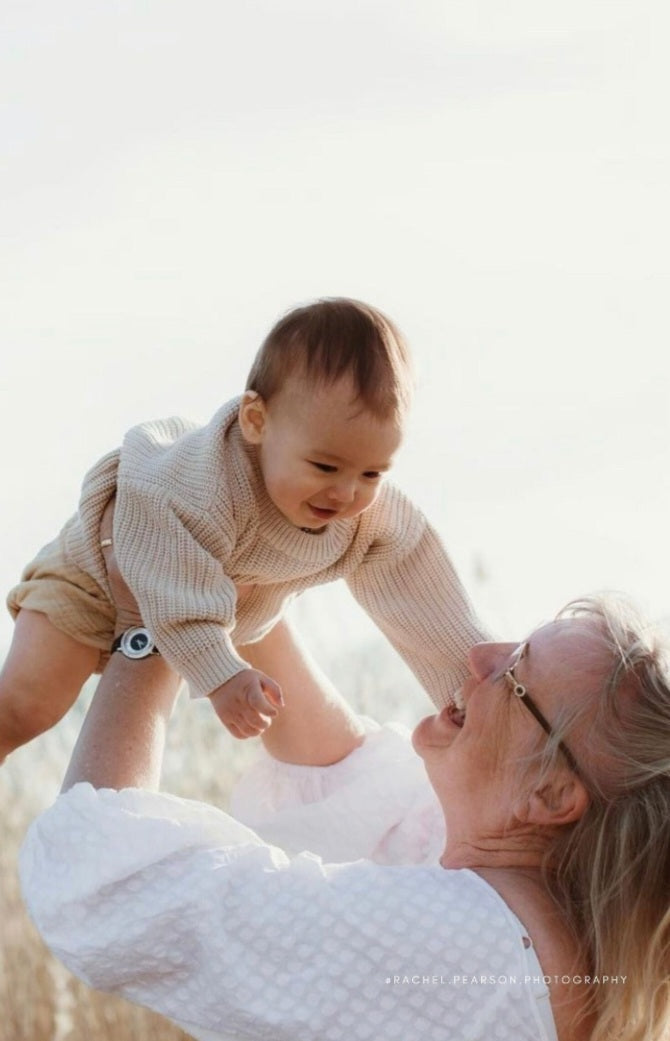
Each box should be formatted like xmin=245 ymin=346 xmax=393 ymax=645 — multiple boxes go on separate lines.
xmin=236 ymin=619 xmax=365 ymax=766
xmin=0 ymin=609 xmax=100 ymax=761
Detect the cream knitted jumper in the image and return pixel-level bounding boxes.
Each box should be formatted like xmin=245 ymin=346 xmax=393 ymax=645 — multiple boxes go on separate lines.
xmin=64 ymin=397 xmax=485 ymax=705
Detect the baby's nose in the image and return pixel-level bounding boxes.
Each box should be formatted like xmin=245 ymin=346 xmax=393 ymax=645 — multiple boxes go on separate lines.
xmin=329 ymin=479 xmax=356 ymax=503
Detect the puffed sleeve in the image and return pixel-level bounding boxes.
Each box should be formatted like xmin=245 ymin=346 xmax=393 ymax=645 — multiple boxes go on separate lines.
xmin=230 ymin=721 xmax=445 ymax=866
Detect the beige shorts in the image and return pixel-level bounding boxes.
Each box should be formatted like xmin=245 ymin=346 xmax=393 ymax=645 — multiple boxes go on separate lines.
xmin=7 ymin=528 xmax=116 ymax=673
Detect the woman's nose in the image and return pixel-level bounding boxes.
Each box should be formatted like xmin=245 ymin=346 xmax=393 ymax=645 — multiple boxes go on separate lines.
xmin=468 ymin=642 xmax=517 ymax=681
xmin=468 ymin=644 xmax=493 ymax=681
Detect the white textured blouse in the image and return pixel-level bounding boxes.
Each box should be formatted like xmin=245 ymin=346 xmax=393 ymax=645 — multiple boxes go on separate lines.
xmin=20 ymin=725 xmax=558 ymax=1041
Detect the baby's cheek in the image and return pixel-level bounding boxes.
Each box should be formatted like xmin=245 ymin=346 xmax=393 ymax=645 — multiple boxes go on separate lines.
xmin=360 ymin=484 xmax=382 ymax=510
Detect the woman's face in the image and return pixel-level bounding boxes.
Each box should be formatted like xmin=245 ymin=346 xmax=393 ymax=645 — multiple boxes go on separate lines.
xmin=412 ymin=641 xmax=522 ymax=816
xmin=412 ymin=619 xmax=604 ymax=824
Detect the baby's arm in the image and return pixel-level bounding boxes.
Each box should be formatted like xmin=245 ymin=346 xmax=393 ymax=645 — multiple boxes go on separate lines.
xmin=113 ymin=483 xmax=250 ymax=699
xmin=236 ymin=620 xmax=365 ymax=765
xmin=347 ymin=488 xmax=488 ymax=709
xmin=208 ymin=669 xmax=283 ymax=739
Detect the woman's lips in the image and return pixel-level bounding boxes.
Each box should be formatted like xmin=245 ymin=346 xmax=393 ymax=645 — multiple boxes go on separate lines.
xmin=445 ymin=705 xmax=466 ymax=728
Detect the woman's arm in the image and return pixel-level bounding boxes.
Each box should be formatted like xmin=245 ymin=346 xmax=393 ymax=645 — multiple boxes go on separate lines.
xmin=61 ymin=653 xmax=181 ymax=792
xmin=62 ymin=499 xmax=182 ymax=792
xmin=237 ymin=619 xmax=365 ymax=766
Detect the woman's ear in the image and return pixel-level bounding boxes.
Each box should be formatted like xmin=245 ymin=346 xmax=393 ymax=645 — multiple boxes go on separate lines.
xmin=238 ymin=391 xmax=267 ymax=444
xmin=522 ymin=774 xmax=589 ymax=828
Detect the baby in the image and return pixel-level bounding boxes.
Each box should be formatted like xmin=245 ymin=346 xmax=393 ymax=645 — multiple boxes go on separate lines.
xmin=1 ymin=298 xmax=484 ymax=759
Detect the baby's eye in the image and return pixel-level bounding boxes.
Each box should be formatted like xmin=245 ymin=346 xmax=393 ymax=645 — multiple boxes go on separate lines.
xmin=310 ymin=461 xmax=337 ymax=473
xmin=363 ymin=471 xmax=382 ymax=480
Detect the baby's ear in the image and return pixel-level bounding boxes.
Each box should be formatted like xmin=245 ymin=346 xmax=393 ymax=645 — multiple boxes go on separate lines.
xmin=238 ymin=391 xmax=267 ymax=444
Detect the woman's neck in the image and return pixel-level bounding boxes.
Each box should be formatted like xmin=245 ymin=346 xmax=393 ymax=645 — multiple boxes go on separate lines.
xmin=440 ymin=830 xmax=550 ymax=872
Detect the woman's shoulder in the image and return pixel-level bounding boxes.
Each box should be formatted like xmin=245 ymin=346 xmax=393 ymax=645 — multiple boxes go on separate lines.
xmin=475 ymin=867 xmax=594 ymax=1041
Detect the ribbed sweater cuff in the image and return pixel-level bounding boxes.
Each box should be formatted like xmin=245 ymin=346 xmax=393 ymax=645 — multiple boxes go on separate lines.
xmin=181 ymin=641 xmax=250 ymax=700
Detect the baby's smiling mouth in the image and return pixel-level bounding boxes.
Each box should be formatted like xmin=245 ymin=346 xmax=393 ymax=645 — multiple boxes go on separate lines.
xmin=308 ymin=505 xmax=338 ymax=519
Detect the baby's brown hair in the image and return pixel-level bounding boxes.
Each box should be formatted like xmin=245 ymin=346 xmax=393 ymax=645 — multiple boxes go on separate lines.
xmin=246 ymin=298 xmax=413 ymax=421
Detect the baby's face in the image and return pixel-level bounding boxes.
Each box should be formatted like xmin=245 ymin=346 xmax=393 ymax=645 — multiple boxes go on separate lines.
xmin=241 ymin=376 xmax=403 ymax=530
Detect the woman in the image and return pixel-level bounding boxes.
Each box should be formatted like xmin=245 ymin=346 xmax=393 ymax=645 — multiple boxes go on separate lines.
xmin=18 ymin=539 xmax=670 ymax=1041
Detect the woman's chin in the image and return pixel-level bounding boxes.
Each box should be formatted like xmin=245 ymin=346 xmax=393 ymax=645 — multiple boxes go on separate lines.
xmin=412 ymin=708 xmax=461 ymax=757
xmin=411 ymin=713 xmax=441 ymax=755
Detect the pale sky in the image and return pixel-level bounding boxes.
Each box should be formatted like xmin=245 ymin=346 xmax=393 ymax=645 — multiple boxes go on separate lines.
xmin=2 ymin=0 xmax=669 ymax=654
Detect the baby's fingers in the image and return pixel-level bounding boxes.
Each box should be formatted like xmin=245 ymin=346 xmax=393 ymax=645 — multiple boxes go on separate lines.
xmin=262 ymin=675 xmax=284 ymax=709
xmin=246 ymin=681 xmax=282 ymax=717
xmin=227 ymin=719 xmax=263 ymax=740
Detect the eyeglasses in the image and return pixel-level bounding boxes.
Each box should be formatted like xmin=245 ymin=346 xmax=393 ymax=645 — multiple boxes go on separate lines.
xmin=504 ymin=656 xmax=583 ymax=779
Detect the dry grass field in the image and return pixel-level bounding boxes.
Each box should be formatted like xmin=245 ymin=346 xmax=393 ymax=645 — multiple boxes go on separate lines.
xmin=0 ymin=600 xmax=429 ymax=1041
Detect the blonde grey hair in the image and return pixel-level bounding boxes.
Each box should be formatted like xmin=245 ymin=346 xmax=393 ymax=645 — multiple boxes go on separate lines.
xmin=530 ymin=595 xmax=670 ymax=1041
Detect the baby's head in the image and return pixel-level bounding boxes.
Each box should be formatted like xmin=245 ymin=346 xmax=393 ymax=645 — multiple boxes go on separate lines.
xmin=239 ymin=298 xmax=412 ymax=531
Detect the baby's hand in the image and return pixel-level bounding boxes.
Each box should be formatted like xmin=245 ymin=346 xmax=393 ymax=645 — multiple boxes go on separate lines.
xmin=209 ymin=669 xmax=283 ymax=739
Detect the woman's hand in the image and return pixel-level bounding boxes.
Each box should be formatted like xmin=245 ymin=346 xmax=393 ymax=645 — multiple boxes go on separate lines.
xmin=100 ymin=497 xmax=143 ymax=636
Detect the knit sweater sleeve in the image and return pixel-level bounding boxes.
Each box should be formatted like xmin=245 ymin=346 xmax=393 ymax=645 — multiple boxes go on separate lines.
xmin=346 ymin=485 xmax=488 ymax=709
xmin=113 ymin=410 xmax=250 ymax=699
